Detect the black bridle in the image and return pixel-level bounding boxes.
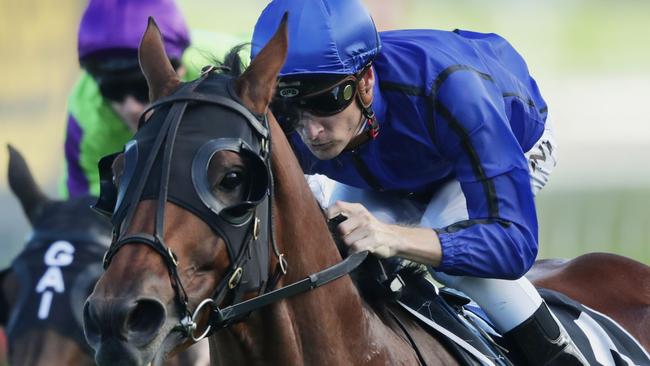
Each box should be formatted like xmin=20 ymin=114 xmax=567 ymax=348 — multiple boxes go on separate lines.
xmin=94 ymin=68 xmax=369 ymax=342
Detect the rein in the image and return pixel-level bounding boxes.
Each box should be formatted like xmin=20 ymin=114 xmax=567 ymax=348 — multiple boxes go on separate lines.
xmin=190 ymin=250 xmax=369 ymax=341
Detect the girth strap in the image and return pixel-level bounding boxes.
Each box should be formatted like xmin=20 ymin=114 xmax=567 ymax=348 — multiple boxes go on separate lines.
xmin=398 ymin=301 xmax=497 ymax=366
xmin=386 ymin=306 xmax=428 ymax=366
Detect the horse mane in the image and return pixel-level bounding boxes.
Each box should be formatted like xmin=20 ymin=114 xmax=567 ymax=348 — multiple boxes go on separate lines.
xmin=222 ymin=43 xmax=249 ymax=77
xmin=204 ymin=43 xmax=249 ymax=78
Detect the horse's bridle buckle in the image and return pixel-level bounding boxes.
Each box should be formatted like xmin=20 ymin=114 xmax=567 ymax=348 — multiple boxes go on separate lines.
xmin=253 ymin=216 xmax=261 ymax=240
xmin=167 ymin=247 xmax=179 ymax=267
xmin=228 ymin=267 xmax=243 ymax=289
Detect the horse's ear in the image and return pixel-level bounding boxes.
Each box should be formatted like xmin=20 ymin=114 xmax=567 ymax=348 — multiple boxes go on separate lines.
xmin=236 ymin=12 xmax=288 ymax=114
xmin=7 ymin=144 xmax=50 ymax=225
xmin=139 ymin=17 xmax=181 ymax=102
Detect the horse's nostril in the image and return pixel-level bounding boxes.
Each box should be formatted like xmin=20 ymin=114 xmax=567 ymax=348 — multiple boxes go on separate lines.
xmin=126 ymin=298 xmax=167 ymax=346
xmin=83 ymin=300 xmax=101 ymax=346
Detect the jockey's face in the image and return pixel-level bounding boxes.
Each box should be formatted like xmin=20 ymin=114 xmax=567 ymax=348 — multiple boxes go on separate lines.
xmin=109 ymin=96 xmax=146 ymax=132
xmin=297 ymin=101 xmax=361 ymax=160
xmin=100 ymin=64 xmax=187 ymax=133
xmin=295 ymin=68 xmax=375 ymax=160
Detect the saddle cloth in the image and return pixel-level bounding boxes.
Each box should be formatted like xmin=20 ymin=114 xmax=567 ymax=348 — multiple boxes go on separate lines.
xmin=398 ymin=280 xmax=650 ymax=366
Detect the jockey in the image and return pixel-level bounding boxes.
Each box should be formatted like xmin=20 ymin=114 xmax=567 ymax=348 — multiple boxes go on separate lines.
xmin=60 ymin=0 xmax=247 ymax=198
xmin=251 ymin=1 xmax=587 ymax=365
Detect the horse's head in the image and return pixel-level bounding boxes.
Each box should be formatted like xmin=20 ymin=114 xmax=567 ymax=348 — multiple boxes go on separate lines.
xmin=1 ymin=145 xmax=111 ymax=366
xmin=83 ymin=17 xmax=288 ymax=366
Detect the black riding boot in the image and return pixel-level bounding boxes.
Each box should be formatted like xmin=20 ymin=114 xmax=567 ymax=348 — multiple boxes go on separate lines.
xmin=504 ymin=302 xmax=588 ymax=366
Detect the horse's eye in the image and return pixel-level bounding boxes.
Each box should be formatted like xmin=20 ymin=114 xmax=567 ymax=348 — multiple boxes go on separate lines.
xmin=219 ymin=171 xmax=243 ymax=191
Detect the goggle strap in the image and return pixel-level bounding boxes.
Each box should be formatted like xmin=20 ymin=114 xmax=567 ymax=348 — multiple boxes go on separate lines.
xmin=298 ymin=75 xmax=358 ymax=99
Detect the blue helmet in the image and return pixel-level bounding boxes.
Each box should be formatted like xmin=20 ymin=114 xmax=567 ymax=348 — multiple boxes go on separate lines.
xmin=251 ymin=0 xmax=381 ymax=77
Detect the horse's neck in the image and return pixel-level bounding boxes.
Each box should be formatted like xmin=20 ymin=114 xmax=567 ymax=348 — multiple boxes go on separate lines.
xmin=210 ymin=120 xmax=386 ymax=365
xmin=269 ymin=127 xmax=342 ymax=279
xmin=270 ymin=120 xmax=371 ymax=351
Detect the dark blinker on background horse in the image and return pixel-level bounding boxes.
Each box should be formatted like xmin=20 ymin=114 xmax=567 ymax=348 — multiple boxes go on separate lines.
xmin=82 ymin=17 xmax=650 ymax=366
xmin=0 ymin=146 xmax=209 ymax=366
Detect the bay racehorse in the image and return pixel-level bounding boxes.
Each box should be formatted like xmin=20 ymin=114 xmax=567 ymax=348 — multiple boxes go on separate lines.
xmin=82 ymin=17 xmax=650 ymax=366
xmin=527 ymin=253 xmax=650 ymax=350
xmin=0 ymin=145 xmax=209 ymax=365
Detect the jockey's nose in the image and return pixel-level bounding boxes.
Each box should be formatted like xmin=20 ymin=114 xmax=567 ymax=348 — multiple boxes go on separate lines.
xmin=83 ymin=296 xmax=167 ymax=348
xmin=301 ymin=119 xmax=324 ymax=142
xmin=109 ymin=95 xmax=146 ymax=132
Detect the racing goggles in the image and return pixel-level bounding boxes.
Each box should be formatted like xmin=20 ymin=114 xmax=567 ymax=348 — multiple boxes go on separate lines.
xmin=270 ymin=73 xmax=360 ymax=130
xmin=83 ymin=55 xmax=150 ymax=104
xmin=87 ymin=58 xmax=180 ymax=104
xmin=97 ymin=73 xmax=150 ymax=103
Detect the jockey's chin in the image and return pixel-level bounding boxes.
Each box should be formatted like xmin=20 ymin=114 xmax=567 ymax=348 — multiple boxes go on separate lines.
xmin=305 ymin=139 xmax=347 ymax=160
xmin=110 ymin=95 xmax=146 ymax=133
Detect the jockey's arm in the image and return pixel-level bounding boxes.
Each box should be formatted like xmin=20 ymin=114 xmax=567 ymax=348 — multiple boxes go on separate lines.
xmin=331 ymin=71 xmax=540 ymax=280
xmin=327 ymin=200 xmax=443 ymax=266
xmin=429 ymin=72 xmax=540 ymax=279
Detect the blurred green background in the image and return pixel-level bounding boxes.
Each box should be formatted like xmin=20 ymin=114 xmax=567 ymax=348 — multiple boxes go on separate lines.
xmin=1 ymin=0 xmax=649 ymax=267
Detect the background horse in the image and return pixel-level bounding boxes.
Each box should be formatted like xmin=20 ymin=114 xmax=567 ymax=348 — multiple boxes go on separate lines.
xmin=0 ymin=145 xmax=209 ymax=365
xmin=528 ymin=253 xmax=650 ymax=350
xmin=83 ymin=18 xmax=650 ymax=366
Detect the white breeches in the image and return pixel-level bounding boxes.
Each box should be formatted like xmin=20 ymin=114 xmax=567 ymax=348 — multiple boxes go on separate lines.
xmin=305 ymin=119 xmax=558 ymax=332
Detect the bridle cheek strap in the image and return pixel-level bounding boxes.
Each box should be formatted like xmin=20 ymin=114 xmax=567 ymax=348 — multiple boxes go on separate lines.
xmin=104 ymin=233 xmax=190 ymax=317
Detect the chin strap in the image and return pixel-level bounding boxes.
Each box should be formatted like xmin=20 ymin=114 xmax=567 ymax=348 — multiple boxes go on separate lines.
xmin=362 ymin=104 xmax=380 ymax=139
xmin=343 ymin=96 xmax=379 ymax=152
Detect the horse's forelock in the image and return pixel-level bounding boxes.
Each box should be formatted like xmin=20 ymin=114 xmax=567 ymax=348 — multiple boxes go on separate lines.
xmin=222 ymin=43 xmax=249 ymax=77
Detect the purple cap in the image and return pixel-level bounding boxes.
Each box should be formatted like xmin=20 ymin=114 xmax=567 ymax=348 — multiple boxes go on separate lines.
xmin=78 ymin=0 xmax=190 ymax=61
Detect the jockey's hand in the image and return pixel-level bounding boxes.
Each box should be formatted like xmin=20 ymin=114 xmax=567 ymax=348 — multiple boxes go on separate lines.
xmin=327 ymin=200 xmax=443 ymax=266
xmin=326 ymin=201 xmax=400 ymax=258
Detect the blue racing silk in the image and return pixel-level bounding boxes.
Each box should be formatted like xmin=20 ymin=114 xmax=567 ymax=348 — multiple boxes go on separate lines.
xmin=290 ymin=29 xmax=548 ymax=280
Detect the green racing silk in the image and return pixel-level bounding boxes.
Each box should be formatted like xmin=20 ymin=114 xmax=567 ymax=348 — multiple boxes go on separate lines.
xmin=59 ymin=31 xmax=249 ymax=198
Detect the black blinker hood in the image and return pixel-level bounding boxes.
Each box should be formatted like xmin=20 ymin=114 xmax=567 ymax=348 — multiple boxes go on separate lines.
xmin=96 ymin=73 xmax=272 ymax=299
